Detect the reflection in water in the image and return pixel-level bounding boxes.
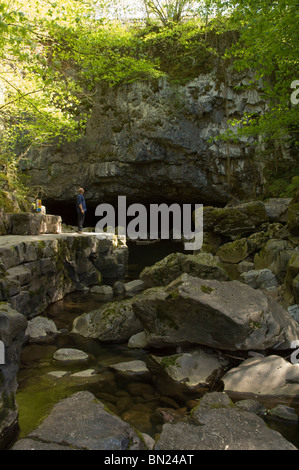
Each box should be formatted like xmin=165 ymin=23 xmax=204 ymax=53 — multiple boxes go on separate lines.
xmin=16 ymin=291 xmax=204 ymax=441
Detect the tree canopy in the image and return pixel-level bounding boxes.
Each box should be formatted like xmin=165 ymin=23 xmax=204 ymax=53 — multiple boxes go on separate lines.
xmin=0 ymin=0 xmax=298 ymax=205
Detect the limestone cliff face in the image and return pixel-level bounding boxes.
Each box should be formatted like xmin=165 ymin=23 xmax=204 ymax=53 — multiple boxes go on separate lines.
xmin=24 ymin=69 xmax=268 ymax=207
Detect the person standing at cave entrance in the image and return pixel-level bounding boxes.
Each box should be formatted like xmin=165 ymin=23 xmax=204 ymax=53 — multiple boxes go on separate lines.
xmin=76 ymin=187 xmax=87 ymax=233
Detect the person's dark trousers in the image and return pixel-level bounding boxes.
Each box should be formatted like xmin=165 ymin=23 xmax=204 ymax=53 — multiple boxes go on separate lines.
xmin=77 ymin=211 xmax=85 ymax=232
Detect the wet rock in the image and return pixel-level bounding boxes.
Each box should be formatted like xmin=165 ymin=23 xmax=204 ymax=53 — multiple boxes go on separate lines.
xmin=116 ymin=396 xmax=134 ymax=414
xmin=240 ymin=268 xmax=278 ymax=291
xmin=53 ymin=348 xmax=89 ymax=363
xmin=139 ymin=251 xmax=229 ymax=288
xmin=222 ymin=355 xmax=299 ymax=397
xmin=155 ymin=392 xmax=297 ymax=450
xmin=121 ymin=408 xmax=153 ymax=436
xmin=70 ymin=369 xmax=97 ymax=378
xmin=72 ymin=298 xmax=143 ymax=342
xmin=132 ymin=273 xmax=299 ymax=350
xmin=11 ymin=391 xmax=145 ymax=450
xmin=155 ymin=407 xmax=185 ymax=423
xmin=126 ymin=382 xmax=156 ymax=397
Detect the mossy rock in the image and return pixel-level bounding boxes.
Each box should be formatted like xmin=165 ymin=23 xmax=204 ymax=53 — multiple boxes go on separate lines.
xmin=287 ymin=202 xmax=299 ymax=236
xmin=72 ymin=298 xmax=143 ymax=342
xmin=200 ymin=201 xmax=268 ymax=237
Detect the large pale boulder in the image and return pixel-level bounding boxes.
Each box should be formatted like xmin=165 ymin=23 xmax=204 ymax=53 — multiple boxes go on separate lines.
xmin=132 ymin=273 xmax=299 ymax=350
xmin=201 ymin=201 xmax=269 ymax=237
xmin=11 ymin=391 xmax=145 ymax=450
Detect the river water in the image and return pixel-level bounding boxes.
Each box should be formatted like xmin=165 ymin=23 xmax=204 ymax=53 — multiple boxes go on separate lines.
xmin=14 ymin=241 xmax=299 ymax=448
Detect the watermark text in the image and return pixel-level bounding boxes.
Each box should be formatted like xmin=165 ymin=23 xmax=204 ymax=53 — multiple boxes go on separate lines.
xmin=95 ymin=196 xmax=203 ymax=251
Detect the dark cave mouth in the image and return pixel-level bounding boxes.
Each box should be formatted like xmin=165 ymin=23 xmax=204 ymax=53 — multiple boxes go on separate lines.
xmin=44 ymin=196 xmax=207 ymax=233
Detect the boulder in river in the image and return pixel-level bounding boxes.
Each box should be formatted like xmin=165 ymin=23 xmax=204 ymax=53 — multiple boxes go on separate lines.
xmin=132 ymin=273 xmax=299 ymax=350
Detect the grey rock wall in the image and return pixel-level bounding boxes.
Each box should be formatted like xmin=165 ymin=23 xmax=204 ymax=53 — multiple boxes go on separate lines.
xmin=0 ymin=233 xmax=128 ymax=318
